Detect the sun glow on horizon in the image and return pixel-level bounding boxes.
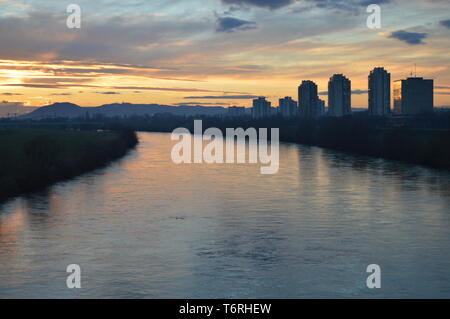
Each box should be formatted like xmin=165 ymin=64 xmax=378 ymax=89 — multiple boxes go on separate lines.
xmin=0 ymin=0 xmax=449 ymax=108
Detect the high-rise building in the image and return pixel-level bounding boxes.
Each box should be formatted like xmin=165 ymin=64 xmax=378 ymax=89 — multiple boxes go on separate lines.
xmin=298 ymin=80 xmax=320 ymax=119
xmin=393 ymin=77 xmax=434 ymax=115
xmin=251 ymin=97 xmax=271 ymax=118
xmin=279 ymin=96 xmax=298 ymax=118
xmin=317 ymin=99 xmax=325 ymax=116
xmin=369 ymin=67 xmax=391 ymax=116
xmin=328 ymin=74 xmax=351 ymax=117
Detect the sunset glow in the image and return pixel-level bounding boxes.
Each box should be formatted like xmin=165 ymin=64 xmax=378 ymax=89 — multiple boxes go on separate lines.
xmin=0 ymin=0 xmax=449 ymax=108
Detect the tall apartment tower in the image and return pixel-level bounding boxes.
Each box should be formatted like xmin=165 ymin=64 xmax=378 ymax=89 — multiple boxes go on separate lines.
xmin=279 ymin=96 xmax=298 ymax=118
xmin=368 ymin=67 xmax=391 ymax=116
xmin=298 ymin=80 xmax=320 ymax=119
xmin=251 ymin=97 xmax=272 ymax=119
xmin=328 ymin=74 xmax=351 ymax=117
xmin=317 ymin=99 xmax=325 ymax=116
xmin=393 ymin=77 xmax=434 ymax=115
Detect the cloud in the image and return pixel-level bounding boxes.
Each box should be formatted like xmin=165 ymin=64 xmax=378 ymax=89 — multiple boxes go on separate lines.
xmin=440 ymin=19 xmax=450 ymax=29
xmin=216 ymin=17 xmax=257 ymax=33
xmin=358 ymin=0 xmax=391 ymax=5
xmin=0 ymin=60 xmax=200 ymax=82
xmin=1 ymin=83 xmax=248 ymax=94
xmin=50 ymin=93 xmax=72 ymax=96
xmin=0 ymin=10 xmax=211 ymax=64
xmin=304 ymin=0 xmax=392 ymax=12
xmin=23 ymin=77 xmax=93 ymax=84
xmin=221 ymin=0 xmax=295 ymax=10
xmin=435 ymin=85 xmax=450 ymax=95
xmin=184 ymin=95 xmax=258 ymax=99
xmin=1 ymin=92 xmax=23 ymax=96
xmin=388 ymin=30 xmax=428 ymax=45
xmin=95 ymin=91 xmax=121 ymax=95
xmin=0 ymin=100 xmax=26 ymax=107
xmin=352 ymin=89 xmax=369 ymax=95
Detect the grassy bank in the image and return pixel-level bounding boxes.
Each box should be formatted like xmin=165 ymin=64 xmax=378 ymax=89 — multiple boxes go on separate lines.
xmin=0 ymin=128 xmax=138 ymax=203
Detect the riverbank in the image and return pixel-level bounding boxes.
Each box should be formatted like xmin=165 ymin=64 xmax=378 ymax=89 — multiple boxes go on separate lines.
xmin=280 ymin=119 xmax=450 ymax=170
xmin=125 ymin=115 xmax=450 ymax=170
xmin=0 ymin=128 xmax=138 ymax=203
xmin=3 ymin=114 xmax=450 ymax=171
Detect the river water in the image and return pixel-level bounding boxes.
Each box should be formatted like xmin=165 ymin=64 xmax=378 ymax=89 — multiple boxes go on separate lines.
xmin=1 ymin=132 xmax=449 ymax=298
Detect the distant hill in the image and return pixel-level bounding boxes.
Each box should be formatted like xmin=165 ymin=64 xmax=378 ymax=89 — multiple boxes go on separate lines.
xmin=20 ymin=102 xmax=83 ymax=119
xmin=20 ymin=102 xmax=228 ymax=120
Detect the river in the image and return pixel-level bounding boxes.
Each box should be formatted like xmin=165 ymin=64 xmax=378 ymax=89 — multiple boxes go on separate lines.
xmin=1 ymin=132 xmax=449 ymax=298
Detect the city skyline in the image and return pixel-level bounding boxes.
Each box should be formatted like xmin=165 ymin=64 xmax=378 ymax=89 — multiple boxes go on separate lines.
xmin=0 ymin=0 xmax=449 ymax=109
xmin=250 ymin=70 xmax=433 ymax=117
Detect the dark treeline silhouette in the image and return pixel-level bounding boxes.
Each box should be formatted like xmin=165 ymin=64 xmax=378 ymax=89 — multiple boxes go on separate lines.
xmin=291 ymin=116 xmax=450 ymax=169
xmin=2 ymin=109 xmax=450 ymax=170
xmin=119 ymin=111 xmax=450 ymax=169
xmin=0 ymin=128 xmax=138 ymax=203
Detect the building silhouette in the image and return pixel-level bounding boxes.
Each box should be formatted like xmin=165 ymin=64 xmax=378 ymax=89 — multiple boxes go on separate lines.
xmin=328 ymin=74 xmax=351 ymax=117
xmin=228 ymin=106 xmax=246 ymax=117
xmin=299 ymin=80 xmax=321 ymax=119
xmin=317 ymin=99 xmax=326 ymax=116
xmin=393 ymin=77 xmax=434 ymax=115
xmin=252 ymin=97 xmax=271 ymax=118
xmin=369 ymin=67 xmax=391 ymax=116
xmin=279 ymin=96 xmax=298 ymax=118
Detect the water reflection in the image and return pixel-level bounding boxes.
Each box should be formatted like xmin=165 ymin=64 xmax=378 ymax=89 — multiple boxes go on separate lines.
xmin=318 ymin=146 xmax=450 ymax=200
xmin=0 ymin=132 xmax=449 ymax=298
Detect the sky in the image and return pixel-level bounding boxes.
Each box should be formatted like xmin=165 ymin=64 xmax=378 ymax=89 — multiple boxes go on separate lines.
xmin=0 ymin=0 xmax=449 ymax=108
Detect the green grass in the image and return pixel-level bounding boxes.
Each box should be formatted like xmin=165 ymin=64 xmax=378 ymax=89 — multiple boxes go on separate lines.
xmin=0 ymin=128 xmax=138 ymax=202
